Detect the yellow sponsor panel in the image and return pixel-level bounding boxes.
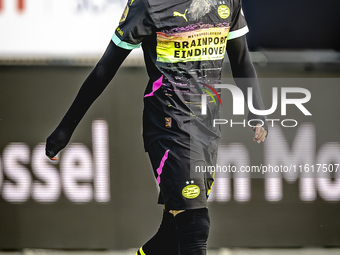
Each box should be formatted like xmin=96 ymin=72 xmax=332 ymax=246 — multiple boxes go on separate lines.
xmin=156 ymin=27 xmax=230 ymax=63
xmin=182 ymin=184 xmax=201 ymax=199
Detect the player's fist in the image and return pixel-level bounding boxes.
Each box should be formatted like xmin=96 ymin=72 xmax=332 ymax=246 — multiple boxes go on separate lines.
xmin=253 ymin=124 xmax=267 ymax=144
xmin=45 ymin=128 xmax=71 ymax=160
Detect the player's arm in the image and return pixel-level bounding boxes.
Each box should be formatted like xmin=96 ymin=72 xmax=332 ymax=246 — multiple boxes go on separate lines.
xmin=226 ymin=35 xmax=268 ymax=143
xmin=45 ymin=41 xmax=131 ymax=159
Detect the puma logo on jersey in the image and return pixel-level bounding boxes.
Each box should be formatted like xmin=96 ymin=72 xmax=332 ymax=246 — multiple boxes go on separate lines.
xmin=173 ymin=9 xmax=188 ymax=22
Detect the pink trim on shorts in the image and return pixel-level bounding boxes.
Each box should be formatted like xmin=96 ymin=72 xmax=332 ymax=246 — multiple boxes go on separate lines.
xmin=144 ymin=75 xmax=163 ymax=98
xmin=156 ymin=149 xmax=170 ymax=184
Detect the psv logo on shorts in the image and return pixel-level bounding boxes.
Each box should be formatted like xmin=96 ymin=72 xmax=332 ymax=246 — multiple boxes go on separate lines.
xmin=182 ymin=184 xmax=200 ymax=199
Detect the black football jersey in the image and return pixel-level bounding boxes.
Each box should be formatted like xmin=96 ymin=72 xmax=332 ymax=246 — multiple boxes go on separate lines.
xmin=112 ymin=0 xmax=249 ymax=150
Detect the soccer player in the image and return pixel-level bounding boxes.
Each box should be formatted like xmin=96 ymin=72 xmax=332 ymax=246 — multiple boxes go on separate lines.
xmin=46 ymin=0 xmax=268 ymax=254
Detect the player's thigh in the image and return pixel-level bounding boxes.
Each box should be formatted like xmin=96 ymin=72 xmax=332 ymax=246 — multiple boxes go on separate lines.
xmin=147 ymin=138 xmax=208 ymax=211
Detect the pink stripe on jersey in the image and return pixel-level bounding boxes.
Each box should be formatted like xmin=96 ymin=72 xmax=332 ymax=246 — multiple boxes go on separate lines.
xmin=144 ymin=75 xmax=163 ymax=97
xmin=156 ymin=149 xmax=170 ymax=184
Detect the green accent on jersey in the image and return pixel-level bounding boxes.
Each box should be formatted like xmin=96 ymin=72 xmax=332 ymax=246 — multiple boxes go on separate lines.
xmin=227 ymin=25 xmax=249 ymax=40
xmin=201 ymin=88 xmax=217 ymax=105
xmin=112 ymin=34 xmax=142 ymax=50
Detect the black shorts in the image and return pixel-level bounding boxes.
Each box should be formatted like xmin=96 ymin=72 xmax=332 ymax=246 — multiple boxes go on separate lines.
xmin=147 ymin=138 xmax=217 ymax=211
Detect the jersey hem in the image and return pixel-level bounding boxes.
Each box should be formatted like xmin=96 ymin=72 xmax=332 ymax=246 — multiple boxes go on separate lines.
xmin=112 ymin=34 xmax=142 ymax=50
xmin=227 ymin=26 xmax=249 ymax=40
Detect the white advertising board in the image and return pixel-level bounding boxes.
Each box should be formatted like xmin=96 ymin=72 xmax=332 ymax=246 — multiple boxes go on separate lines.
xmin=0 ymin=0 xmax=143 ymax=60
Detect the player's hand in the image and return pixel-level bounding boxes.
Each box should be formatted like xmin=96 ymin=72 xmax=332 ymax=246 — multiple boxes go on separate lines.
xmin=45 ymin=128 xmax=71 ymax=161
xmin=253 ymin=124 xmax=267 ymax=144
